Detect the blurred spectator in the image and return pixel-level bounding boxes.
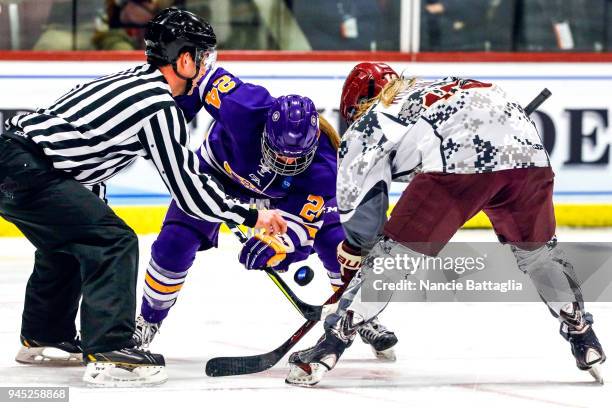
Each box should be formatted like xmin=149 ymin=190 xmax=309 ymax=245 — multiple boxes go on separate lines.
xmin=423 ymin=0 xmax=444 ymax=50
xmin=221 ymin=0 xmax=267 ymax=49
xmin=515 ymin=0 xmax=610 ymax=51
xmin=376 ymin=0 xmax=401 ymax=51
xmin=1 ymin=0 xmax=609 ymax=52
xmin=33 ymin=0 xmax=100 ymax=50
xmin=0 ymin=0 xmax=54 ymax=49
xmin=93 ymin=0 xmax=176 ymax=50
xmin=421 ymin=0 xmax=514 ymax=51
xmin=287 ymin=0 xmax=399 ymax=51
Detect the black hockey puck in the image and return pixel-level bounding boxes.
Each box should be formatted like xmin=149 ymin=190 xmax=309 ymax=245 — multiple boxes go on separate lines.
xmin=294 ymin=265 xmax=314 ymax=286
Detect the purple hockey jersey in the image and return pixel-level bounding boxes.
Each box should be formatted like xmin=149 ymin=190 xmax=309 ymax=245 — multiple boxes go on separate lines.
xmin=175 ymin=67 xmax=340 ymax=266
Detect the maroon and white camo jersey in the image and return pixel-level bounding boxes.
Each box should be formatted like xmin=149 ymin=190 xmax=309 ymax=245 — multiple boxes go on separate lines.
xmin=337 ymin=77 xmax=550 ymax=249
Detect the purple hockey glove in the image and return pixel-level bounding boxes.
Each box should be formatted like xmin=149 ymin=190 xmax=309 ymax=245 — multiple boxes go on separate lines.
xmin=239 ymin=234 xmax=294 ymax=271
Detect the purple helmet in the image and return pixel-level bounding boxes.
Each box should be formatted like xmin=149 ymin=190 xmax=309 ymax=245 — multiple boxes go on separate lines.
xmin=262 ymin=95 xmax=319 ymax=176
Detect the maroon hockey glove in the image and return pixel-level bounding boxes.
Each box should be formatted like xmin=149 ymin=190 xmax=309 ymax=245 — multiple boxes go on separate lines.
xmin=337 ymin=240 xmax=362 ymax=284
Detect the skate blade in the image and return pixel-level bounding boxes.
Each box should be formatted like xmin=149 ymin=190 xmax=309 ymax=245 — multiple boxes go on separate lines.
xmin=15 ymin=346 xmax=82 ymax=366
xmin=285 ymin=363 xmax=328 ymax=387
xmin=83 ymin=362 xmax=167 ymax=387
xmin=588 ymin=363 xmax=604 ymax=385
xmin=372 ymin=346 xmax=397 ymax=362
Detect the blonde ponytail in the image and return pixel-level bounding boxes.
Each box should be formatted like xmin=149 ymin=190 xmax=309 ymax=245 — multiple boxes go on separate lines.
xmin=353 ymin=76 xmax=417 ymax=121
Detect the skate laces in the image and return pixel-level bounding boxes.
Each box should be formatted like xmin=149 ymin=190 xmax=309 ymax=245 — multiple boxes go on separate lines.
xmin=371 ymin=319 xmax=391 ymax=334
xmin=359 ymin=318 xmax=393 ymax=343
xmin=134 ymin=316 xmax=161 ymax=348
xmin=358 ymin=323 xmax=380 ymax=343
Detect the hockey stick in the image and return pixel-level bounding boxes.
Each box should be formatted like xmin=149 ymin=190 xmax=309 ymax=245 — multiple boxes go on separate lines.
xmin=226 ymin=222 xmax=324 ymax=321
xmin=207 ymin=87 xmax=555 ymax=378
xmin=524 ymin=88 xmax=551 ymax=116
xmin=205 ymin=283 xmax=347 ymax=377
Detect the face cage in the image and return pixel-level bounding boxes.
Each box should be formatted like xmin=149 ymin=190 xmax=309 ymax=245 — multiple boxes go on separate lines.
xmin=261 ymin=134 xmax=317 ymax=176
xmin=198 ymin=48 xmax=217 ymax=73
xmin=173 ymin=47 xmax=217 ymax=90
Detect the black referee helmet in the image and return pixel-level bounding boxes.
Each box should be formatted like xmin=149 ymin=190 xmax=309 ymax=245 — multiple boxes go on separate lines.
xmin=145 ymin=7 xmax=217 ymax=75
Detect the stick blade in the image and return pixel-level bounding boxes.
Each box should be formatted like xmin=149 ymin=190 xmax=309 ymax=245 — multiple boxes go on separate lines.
xmin=205 ymin=320 xmax=318 ymax=377
xmin=206 ymin=354 xmax=280 ymax=377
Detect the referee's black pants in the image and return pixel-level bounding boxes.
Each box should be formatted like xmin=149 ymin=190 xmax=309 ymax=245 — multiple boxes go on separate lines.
xmin=0 ymin=135 xmax=138 ymax=355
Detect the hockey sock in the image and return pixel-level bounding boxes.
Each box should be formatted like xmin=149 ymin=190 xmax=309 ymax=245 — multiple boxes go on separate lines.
xmin=141 ymin=257 xmax=189 ymax=323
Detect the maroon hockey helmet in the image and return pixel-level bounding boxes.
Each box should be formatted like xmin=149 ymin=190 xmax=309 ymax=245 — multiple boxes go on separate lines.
xmin=340 ymin=62 xmax=399 ymax=124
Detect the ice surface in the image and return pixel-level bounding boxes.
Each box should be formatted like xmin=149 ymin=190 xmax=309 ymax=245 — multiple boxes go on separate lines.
xmin=0 ymin=229 xmax=610 ymax=407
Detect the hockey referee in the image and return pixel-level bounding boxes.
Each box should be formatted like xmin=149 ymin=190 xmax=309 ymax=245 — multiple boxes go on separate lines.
xmin=0 ymin=8 xmax=286 ymax=386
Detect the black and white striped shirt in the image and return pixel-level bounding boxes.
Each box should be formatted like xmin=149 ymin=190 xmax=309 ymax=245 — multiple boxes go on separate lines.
xmin=6 ymin=64 xmax=257 ymax=227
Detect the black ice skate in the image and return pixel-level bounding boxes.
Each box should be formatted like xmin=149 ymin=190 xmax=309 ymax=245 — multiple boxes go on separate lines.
xmin=133 ymin=315 xmax=161 ymax=349
xmin=83 ymin=347 xmax=167 ymax=387
xmin=286 ymin=331 xmax=351 ymax=387
xmin=358 ymin=317 xmax=398 ymax=361
xmin=15 ymin=334 xmax=82 ymax=365
xmin=286 ymin=311 xmax=359 ymax=387
xmin=559 ymin=303 xmax=606 ymax=384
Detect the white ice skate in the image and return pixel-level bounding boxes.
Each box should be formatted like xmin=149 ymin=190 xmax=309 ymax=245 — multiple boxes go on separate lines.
xmin=285 ymin=362 xmax=330 ymax=387
xmin=82 ymin=348 xmax=167 ymax=387
xmin=83 ymin=363 xmax=168 ymax=387
xmin=286 ymin=331 xmax=350 ymax=387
